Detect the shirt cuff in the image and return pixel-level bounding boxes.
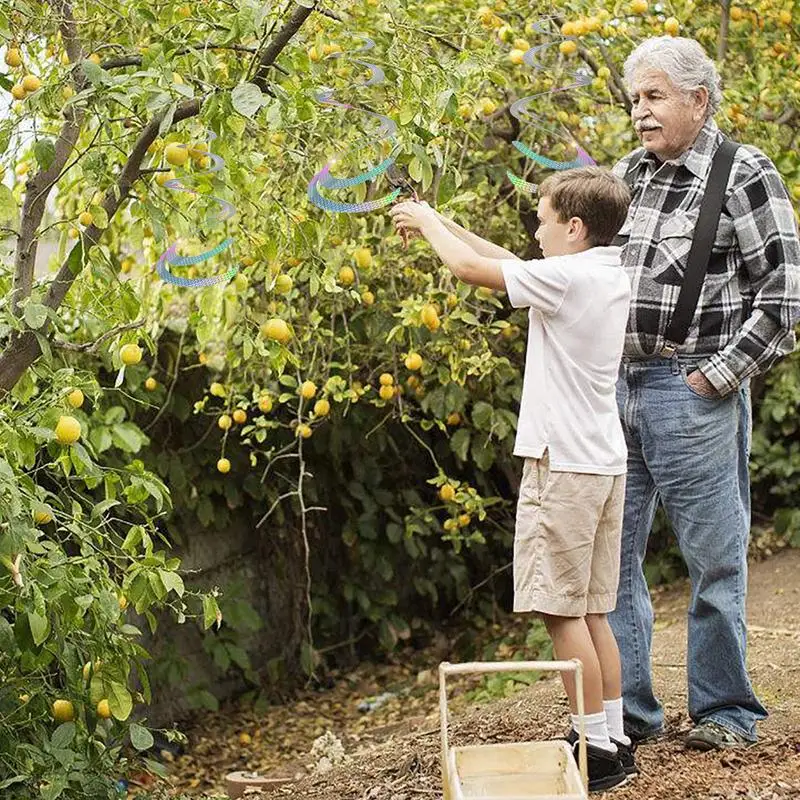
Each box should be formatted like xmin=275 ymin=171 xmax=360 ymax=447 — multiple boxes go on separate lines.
xmin=700 ymin=354 xmax=741 ymax=397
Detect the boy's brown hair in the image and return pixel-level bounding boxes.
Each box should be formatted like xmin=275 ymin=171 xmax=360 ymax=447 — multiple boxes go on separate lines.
xmin=538 ymin=166 xmax=632 ymax=247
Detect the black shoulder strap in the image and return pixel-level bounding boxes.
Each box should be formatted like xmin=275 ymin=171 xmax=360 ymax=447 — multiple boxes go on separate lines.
xmin=664 ymin=139 xmax=740 ymax=347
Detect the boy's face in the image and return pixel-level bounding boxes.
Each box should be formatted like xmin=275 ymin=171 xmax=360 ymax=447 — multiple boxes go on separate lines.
xmin=534 ymin=196 xmax=588 ymax=258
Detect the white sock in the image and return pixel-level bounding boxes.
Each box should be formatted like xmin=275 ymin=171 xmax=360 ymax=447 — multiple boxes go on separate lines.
xmin=571 ymin=711 xmax=616 ymax=753
xmin=603 ymin=698 xmax=631 ymax=746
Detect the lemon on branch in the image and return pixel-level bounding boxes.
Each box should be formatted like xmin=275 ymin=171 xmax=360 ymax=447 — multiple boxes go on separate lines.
xmin=120 ymin=344 xmax=142 ymax=366
xmin=164 ymin=142 xmax=189 ymax=166
xmin=55 ymin=415 xmax=81 ymax=445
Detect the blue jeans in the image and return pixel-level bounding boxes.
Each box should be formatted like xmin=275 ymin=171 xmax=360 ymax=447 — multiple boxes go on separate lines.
xmin=610 ymin=355 xmax=768 ymax=741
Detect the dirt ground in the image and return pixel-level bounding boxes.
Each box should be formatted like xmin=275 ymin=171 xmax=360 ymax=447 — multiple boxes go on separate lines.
xmin=161 ymin=548 xmax=800 ymax=799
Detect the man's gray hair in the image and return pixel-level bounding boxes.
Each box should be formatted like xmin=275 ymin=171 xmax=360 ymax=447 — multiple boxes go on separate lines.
xmin=623 ymin=36 xmax=723 ymax=119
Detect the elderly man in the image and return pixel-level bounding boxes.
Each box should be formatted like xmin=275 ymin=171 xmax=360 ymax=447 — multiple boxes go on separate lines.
xmin=609 ymin=36 xmax=800 ymax=751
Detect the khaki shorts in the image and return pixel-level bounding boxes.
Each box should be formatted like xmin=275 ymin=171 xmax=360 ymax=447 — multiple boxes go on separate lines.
xmin=513 ymin=448 xmax=625 ymax=617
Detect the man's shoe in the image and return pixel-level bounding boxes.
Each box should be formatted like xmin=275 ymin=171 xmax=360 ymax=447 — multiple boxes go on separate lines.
xmin=567 ymin=737 xmax=627 ymax=792
xmin=567 ymin=729 xmax=638 ymax=780
xmin=684 ymin=720 xmax=756 ymax=751
xmin=624 ymin=721 xmax=665 ymax=745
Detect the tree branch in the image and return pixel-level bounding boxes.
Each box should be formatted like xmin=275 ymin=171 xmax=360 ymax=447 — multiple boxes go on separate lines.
xmin=52 ymin=320 xmax=146 ymax=353
xmin=251 ymin=0 xmax=317 ymax=92
xmin=718 ymin=0 xmax=731 ymax=63
xmin=11 ymin=0 xmax=90 ymax=319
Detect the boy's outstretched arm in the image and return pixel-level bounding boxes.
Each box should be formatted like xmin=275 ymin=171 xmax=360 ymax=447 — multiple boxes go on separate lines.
xmin=389 ymin=201 xmax=508 ymax=292
xmin=437 ymin=212 xmax=522 ymax=261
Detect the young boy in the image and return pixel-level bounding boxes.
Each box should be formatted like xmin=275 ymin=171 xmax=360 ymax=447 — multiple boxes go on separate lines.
xmin=389 ymin=166 xmax=635 ymax=792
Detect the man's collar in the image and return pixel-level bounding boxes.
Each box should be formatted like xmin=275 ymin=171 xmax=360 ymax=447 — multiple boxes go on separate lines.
xmin=641 ymin=117 xmax=722 ymax=179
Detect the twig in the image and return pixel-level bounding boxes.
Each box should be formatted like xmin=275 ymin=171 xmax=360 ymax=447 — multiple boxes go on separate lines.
xmin=449 ymin=561 xmax=512 ymax=618
xmin=52 ymin=319 xmax=145 ymax=353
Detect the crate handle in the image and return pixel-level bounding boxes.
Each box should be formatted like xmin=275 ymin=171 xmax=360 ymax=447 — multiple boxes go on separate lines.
xmin=438 ymin=659 xmax=588 ymax=798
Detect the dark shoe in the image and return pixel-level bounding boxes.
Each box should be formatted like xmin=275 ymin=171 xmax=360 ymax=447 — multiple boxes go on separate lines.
xmin=611 ymin=737 xmax=639 ymax=778
xmin=569 ymin=737 xmax=627 ymax=792
xmin=567 ymin=729 xmax=638 ymax=780
xmin=684 ymin=720 xmax=756 ymax=751
xmin=624 ymin=721 xmax=665 ymax=745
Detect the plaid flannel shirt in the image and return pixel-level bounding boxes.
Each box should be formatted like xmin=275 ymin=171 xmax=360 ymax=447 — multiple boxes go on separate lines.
xmin=611 ymin=116 xmax=800 ymax=396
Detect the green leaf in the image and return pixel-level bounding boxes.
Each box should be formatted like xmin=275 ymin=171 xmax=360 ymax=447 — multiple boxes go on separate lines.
xmin=472 ymin=401 xmax=494 ymax=431
xmin=0 ymin=184 xmax=18 ymax=227
xmin=130 ymin=722 xmax=155 ymax=751
xmin=24 ymin=303 xmax=48 ymax=330
xmin=51 ymin=722 xmax=76 ymax=750
xmin=107 ymin=681 xmax=133 ymax=721
xmin=450 ymin=428 xmax=471 ymax=461
xmin=34 ymin=138 xmax=56 ymax=171
xmin=231 ymin=82 xmax=265 ymax=118
xmin=81 ymin=59 xmax=108 ymax=85
xmin=203 ymin=595 xmax=221 ymax=629
xmin=89 ymin=204 xmax=108 ymax=229
xmin=111 ymin=422 xmax=148 ymax=453
xmin=28 ymin=611 xmax=49 ymax=646
xmin=0 ymin=777 xmax=28 ymax=790
xmin=160 ymin=569 xmax=185 ymax=598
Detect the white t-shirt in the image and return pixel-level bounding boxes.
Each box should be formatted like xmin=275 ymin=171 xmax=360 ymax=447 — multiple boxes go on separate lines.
xmin=499 ymin=246 xmax=630 ymax=475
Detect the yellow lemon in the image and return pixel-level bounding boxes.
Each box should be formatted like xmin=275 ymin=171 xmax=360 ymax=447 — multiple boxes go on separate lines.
xmin=361 ymin=290 xmax=375 ymax=306
xmin=421 ymin=304 xmax=440 ymax=331
xmin=313 ymin=398 xmax=330 ymax=417
xmin=405 ymin=352 xmax=423 ymax=371
xmin=5 ymin=48 xmax=22 ymax=68
xmin=478 ymin=97 xmax=497 ymax=115
xmin=296 ymin=423 xmax=312 ymax=439
xmin=120 ymin=343 xmax=142 ymax=365
xmin=62 ymin=86 xmax=75 ymax=101
xmin=379 ymin=373 xmax=394 ymax=386
xmin=258 ymin=395 xmax=273 ymax=413
xmin=96 ymin=699 xmax=112 ymax=719
xmin=233 ymin=409 xmax=247 ymax=424
xmin=509 ymin=49 xmax=525 ymax=65
xmin=446 ymin=412 xmax=462 ymax=426
xmin=239 ymin=732 xmax=252 ymax=746
xmin=513 ymin=38 xmax=530 ymax=51
xmin=156 ymin=170 xmax=175 ymax=187
xmin=261 ymin=318 xmax=292 ymax=344
xmin=218 ymin=414 xmax=232 ymax=431
xmin=79 ymin=211 xmax=93 ymax=227
xmin=439 ymin=484 xmax=456 ymax=502
xmin=67 ymin=388 xmax=84 ymax=408
xmin=10 ymin=85 xmax=26 ymax=100
xmin=353 ymin=247 xmax=373 ymax=269
xmin=88 ymin=53 xmax=101 ymax=64
xmin=52 ymin=700 xmax=75 ymax=722
xmin=443 ymin=518 xmax=457 ymax=531
xmin=559 ymin=40 xmax=578 ymax=56
xmin=379 ymin=385 xmax=395 ymax=401
xmin=21 ymin=75 xmax=41 ymax=92
xmin=145 ymin=377 xmax=157 ymax=391
xmin=55 ymin=415 xmax=81 ymax=445
xmin=730 ymin=7 xmax=744 ymax=21
xmin=164 ymin=142 xmax=189 ymax=166
xmin=118 ymin=595 xmax=128 ymax=610
xmin=630 ymin=0 xmax=648 ymax=12
xmin=210 ymin=382 xmax=226 ymax=398
xmin=34 ymin=510 xmax=53 ymax=525
xmin=458 ymin=513 xmax=472 ymax=527
xmin=217 ymin=458 xmax=231 ymax=474
xmin=300 ymin=380 xmax=317 ymax=399
xmin=274 ymin=274 xmax=293 ymax=294
xmin=779 ymin=10 xmax=792 ymax=24
xmin=338 ymin=266 xmax=356 ymax=285
xmin=664 ymin=16 xmax=680 ymax=35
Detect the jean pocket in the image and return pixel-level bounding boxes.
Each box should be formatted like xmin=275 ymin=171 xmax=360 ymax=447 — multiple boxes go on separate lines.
xmin=680 ymin=365 xmax=722 ymax=402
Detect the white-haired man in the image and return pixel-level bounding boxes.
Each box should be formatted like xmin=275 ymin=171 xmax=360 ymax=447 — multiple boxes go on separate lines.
xmin=609 ymin=36 xmax=800 ymax=751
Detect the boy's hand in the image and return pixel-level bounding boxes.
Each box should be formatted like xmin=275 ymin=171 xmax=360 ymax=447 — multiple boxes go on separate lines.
xmin=389 ymin=200 xmax=438 ymax=248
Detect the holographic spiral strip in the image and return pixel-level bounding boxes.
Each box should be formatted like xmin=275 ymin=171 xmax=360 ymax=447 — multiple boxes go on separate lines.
xmin=507 ymin=15 xmax=598 ymax=193
xmin=307 ymin=36 xmax=402 ymax=213
xmin=154 ymin=129 xmax=239 ymax=288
